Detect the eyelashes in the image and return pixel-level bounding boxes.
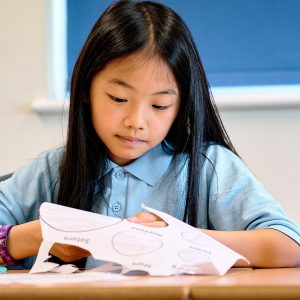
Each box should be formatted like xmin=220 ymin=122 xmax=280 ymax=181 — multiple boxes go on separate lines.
xmin=152 ymin=105 xmax=170 ymax=110
xmin=108 ymin=95 xmax=127 ymax=103
xmin=107 ymin=94 xmax=171 ymax=111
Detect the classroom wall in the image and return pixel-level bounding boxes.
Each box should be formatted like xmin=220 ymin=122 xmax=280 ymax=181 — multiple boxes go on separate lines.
xmin=0 ymin=0 xmax=67 ymax=172
xmin=0 ymin=0 xmax=299 ymax=224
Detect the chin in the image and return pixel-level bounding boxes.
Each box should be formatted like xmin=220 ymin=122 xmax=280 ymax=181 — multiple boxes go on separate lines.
xmin=112 ymin=153 xmax=144 ymax=166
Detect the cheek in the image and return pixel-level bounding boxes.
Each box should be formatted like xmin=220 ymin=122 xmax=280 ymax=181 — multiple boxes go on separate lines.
xmin=151 ymin=114 xmax=177 ymax=137
xmin=91 ymin=104 xmax=112 ymax=131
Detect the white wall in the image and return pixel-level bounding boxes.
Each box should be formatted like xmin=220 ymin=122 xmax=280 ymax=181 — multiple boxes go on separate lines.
xmin=0 ymin=0 xmax=299 ymax=224
xmin=0 ymin=0 xmax=66 ymax=173
xmin=220 ymin=109 xmax=300 ymax=224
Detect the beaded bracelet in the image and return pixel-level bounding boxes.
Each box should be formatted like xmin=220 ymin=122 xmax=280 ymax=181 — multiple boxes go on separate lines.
xmin=0 ymin=225 xmax=20 ymax=266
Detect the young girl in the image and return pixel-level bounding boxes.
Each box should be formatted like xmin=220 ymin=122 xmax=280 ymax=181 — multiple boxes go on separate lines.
xmin=0 ymin=0 xmax=299 ymax=270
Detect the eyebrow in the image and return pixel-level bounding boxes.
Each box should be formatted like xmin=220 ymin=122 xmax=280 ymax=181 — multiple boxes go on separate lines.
xmin=108 ymin=78 xmax=178 ymax=96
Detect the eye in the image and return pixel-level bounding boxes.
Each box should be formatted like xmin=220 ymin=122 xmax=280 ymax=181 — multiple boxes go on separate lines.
xmin=107 ymin=94 xmax=127 ymax=103
xmin=152 ymin=104 xmax=170 ymax=111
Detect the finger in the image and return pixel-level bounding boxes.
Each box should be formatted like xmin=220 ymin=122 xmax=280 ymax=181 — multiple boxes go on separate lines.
xmin=50 ymin=243 xmax=90 ymax=262
xmin=56 ymin=243 xmax=88 ymax=251
xmin=137 ymin=221 xmax=168 ymax=227
xmin=69 ymin=245 xmax=90 ymax=256
xmin=51 ymin=243 xmax=90 ymax=255
xmin=128 ymin=212 xmax=162 ymax=223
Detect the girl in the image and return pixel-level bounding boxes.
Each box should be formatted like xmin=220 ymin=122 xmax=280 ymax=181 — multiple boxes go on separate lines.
xmin=0 ymin=0 xmax=299 ymax=270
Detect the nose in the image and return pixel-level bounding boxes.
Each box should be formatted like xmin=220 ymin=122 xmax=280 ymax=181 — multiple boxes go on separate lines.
xmin=123 ymin=105 xmax=146 ymax=130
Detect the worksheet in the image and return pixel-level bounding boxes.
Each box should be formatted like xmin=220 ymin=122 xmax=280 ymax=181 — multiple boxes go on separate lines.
xmin=30 ymin=203 xmax=248 ymax=276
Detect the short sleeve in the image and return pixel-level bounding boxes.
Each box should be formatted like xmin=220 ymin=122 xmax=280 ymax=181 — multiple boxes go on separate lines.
xmin=0 ymin=148 xmax=62 ymax=226
xmin=0 ymin=148 xmax=62 ymax=269
xmin=202 ymin=145 xmax=300 ymax=245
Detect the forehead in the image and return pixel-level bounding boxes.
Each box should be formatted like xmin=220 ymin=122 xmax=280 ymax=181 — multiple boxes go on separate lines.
xmin=97 ymin=51 xmax=178 ymax=88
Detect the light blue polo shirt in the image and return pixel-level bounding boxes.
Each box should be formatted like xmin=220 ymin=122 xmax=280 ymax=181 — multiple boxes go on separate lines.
xmin=0 ymin=143 xmax=299 ymax=269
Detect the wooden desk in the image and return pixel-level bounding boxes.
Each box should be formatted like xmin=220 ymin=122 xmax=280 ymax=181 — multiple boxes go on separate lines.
xmin=190 ymin=268 xmax=300 ymax=300
xmin=1 ymin=268 xmax=300 ymax=300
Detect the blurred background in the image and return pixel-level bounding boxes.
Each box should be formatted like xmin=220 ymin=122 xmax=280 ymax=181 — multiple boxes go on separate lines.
xmin=0 ymin=0 xmax=299 ymax=223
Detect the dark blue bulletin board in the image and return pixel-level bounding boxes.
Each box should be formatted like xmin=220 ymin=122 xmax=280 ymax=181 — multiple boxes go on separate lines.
xmin=67 ymin=0 xmax=300 ymax=87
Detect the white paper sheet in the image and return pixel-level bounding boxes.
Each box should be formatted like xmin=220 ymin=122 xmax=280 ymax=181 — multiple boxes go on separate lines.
xmin=30 ymin=203 xmax=249 ymax=276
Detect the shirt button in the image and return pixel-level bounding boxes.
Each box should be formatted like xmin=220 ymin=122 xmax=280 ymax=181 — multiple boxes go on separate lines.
xmin=112 ymin=202 xmax=121 ymax=212
xmin=115 ymin=170 xmax=125 ymax=179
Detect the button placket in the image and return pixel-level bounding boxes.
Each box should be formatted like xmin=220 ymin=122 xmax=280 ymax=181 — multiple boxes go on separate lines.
xmin=112 ymin=202 xmax=121 ymax=212
xmin=115 ymin=170 xmax=125 ymax=179
xmin=109 ymin=168 xmax=127 ymax=217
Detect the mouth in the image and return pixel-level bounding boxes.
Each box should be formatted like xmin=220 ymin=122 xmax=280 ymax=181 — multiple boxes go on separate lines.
xmin=116 ymin=135 xmax=146 ymax=145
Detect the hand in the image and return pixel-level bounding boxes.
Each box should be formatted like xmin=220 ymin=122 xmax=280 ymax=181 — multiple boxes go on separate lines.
xmin=49 ymin=243 xmax=91 ymax=263
xmin=127 ymin=212 xmax=168 ymax=227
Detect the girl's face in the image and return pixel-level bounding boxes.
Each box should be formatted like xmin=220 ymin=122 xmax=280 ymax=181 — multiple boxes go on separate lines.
xmin=90 ymin=52 xmax=180 ymax=166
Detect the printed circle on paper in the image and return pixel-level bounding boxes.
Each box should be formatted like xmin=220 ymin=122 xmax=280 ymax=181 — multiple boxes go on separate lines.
xmin=112 ymin=230 xmax=162 ymax=256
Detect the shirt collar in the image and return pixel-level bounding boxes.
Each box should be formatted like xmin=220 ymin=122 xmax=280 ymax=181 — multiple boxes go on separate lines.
xmin=101 ymin=144 xmax=172 ymax=186
xmin=123 ymin=144 xmax=173 ymax=186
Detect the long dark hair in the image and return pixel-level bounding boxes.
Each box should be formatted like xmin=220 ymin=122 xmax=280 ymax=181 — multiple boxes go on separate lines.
xmin=58 ymin=0 xmax=236 ymax=226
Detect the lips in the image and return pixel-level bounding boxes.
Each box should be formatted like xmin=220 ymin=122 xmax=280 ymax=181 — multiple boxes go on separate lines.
xmin=116 ymin=135 xmax=146 ymax=145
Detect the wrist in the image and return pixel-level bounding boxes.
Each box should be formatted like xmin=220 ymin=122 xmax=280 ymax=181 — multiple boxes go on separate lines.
xmin=7 ymin=220 xmax=42 ymax=260
xmin=0 ymin=225 xmax=22 ymax=266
